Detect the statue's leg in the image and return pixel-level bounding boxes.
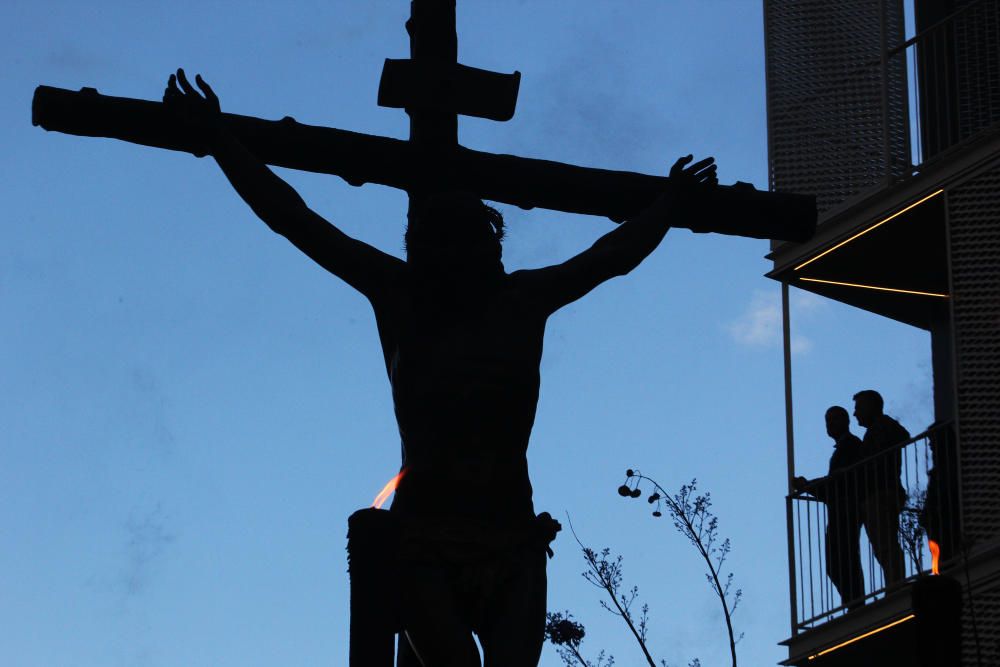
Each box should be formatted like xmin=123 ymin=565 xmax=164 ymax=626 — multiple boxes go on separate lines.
xmin=477 ymin=549 xmax=547 ymax=667
xmin=399 ymin=561 xmax=481 ymax=667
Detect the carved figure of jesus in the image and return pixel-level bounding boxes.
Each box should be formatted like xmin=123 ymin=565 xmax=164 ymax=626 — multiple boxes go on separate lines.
xmin=164 ymin=69 xmax=717 ymax=667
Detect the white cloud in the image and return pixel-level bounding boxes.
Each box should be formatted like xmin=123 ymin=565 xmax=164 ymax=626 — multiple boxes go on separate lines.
xmin=790 ymin=334 xmax=813 ymax=355
xmin=728 ymin=290 xmax=781 ymax=347
xmin=791 ymin=289 xmax=825 ymax=313
xmin=727 ymin=289 xmax=817 ymax=354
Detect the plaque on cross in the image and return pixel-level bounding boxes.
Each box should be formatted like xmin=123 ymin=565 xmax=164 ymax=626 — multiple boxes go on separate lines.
xmin=31 ymin=1 xmax=815 ymax=240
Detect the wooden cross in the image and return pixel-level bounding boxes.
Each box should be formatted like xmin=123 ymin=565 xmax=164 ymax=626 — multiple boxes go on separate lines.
xmin=31 ymin=0 xmax=815 ymax=240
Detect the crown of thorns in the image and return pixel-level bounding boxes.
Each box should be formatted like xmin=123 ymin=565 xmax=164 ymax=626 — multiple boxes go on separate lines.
xmin=407 ymin=192 xmax=505 ymax=246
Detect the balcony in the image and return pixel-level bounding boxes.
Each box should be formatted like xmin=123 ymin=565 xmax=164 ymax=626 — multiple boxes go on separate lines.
xmin=787 ymin=421 xmax=958 ymax=631
xmin=780 ymin=422 xmax=962 ymax=664
xmin=765 ymin=1 xmax=1000 ymax=334
xmin=765 ymin=1 xmax=999 ymax=663
xmin=769 ymin=0 xmax=1000 ymax=227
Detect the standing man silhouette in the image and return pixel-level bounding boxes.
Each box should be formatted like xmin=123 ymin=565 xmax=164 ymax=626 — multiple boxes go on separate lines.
xmin=854 ymin=389 xmax=909 ymax=587
xmin=164 ymin=69 xmax=718 ymax=667
xmin=794 ymin=406 xmax=865 ymax=609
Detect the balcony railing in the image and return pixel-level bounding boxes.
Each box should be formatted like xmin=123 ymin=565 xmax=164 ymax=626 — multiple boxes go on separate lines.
xmin=769 ymin=0 xmax=1000 ymax=216
xmin=900 ymin=0 xmax=1000 ymax=168
xmin=787 ymin=421 xmax=959 ymax=633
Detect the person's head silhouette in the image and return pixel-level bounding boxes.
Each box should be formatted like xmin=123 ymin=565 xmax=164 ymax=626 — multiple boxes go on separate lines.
xmin=405 ymin=192 xmax=505 ymax=280
xmin=852 ymin=389 xmax=884 ymax=428
xmin=825 ymin=405 xmax=850 ymax=439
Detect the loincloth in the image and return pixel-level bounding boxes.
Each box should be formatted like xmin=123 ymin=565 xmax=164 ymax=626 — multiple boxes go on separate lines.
xmin=399 ymin=512 xmax=559 ymax=563
xmin=399 ymin=512 xmax=560 ymax=632
xmin=347 ymin=508 xmax=560 ymax=641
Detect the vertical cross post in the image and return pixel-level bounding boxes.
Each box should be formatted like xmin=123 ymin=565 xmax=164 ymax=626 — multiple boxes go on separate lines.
xmin=408 ymin=0 xmax=458 ymax=149
xmin=406 ymin=0 xmax=457 ymax=216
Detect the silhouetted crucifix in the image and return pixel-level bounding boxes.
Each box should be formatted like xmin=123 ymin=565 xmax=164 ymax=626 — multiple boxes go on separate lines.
xmin=33 ymin=3 xmax=814 ymax=667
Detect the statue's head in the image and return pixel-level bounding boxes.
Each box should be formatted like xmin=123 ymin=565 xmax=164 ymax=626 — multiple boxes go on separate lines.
xmin=825 ymin=405 xmax=850 ymax=438
xmin=852 ymin=389 xmax=884 ymax=428
xmin=405 ymin=191 xmax=505 ymax=279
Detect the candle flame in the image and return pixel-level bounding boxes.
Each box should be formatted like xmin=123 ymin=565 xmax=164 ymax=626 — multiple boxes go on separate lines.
xmin=929 ymin=539 xmax=941 ymax=575
xmin=371 ymin=468 xmax=407 ymax=509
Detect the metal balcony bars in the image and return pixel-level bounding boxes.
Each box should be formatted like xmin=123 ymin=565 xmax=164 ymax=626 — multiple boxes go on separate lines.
xmin=788 ymin=421 xmax=959 ymax=632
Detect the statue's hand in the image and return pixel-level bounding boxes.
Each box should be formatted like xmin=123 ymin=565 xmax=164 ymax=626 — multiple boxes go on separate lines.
xmin=163 ymin=68 xmax=223 ymax=156
xmin=667 ymin=154 xmax=718 ymax=231
xmin=669 ymin=154 xmax=718 ymax=187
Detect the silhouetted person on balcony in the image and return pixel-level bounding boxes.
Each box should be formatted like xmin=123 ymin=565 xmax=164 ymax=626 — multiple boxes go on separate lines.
xmin=162 ymin=69 xmax=719 ymax=667
xmin=921 ymin=421 xmax=960 ymax=563
xmin=854 ymin=389 xmax=909 ymax=587
xmin=794 ymin=406 xmax=865 ymax=609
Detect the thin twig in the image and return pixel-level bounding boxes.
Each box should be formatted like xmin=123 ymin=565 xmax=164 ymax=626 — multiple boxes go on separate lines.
xmin=568 ymin=517 xmax=658 ymax=667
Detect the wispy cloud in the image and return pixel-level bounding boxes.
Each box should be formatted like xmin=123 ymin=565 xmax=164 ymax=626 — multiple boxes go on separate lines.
xmin=727 ymin=289 xmax=820 ymax=354
xmin=893 ymin=359 xmax=935 ymax=429
xmin=126 ymin=367 xmax=176 ymax=458
xmin=728 ymin=290 xmax=780 ymax=347
xmin=121 ymin=506 xmax=175 ymax=597
xmin=513 ymin=27 xmax=662 ymax=169
xmin=43 ymin=41 xmax=112 ymax=77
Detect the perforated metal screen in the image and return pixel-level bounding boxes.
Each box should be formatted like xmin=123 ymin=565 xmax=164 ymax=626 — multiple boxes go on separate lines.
xmin=954 ymin=1 xmax=1000 ymax=142
xmin=765 ymin=0 xmax=909 ymax=213
xmin=949 ymin=168 xmax=1000 ymax=545
xmin=962 ymin=584 xmax=1000 ymax=666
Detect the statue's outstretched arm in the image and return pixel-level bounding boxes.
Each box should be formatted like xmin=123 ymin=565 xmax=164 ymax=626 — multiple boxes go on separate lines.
xmin=164 ymin=69 xmax=403 ymax=300
xmin=517 ymin=155 xmax=717 ymax=314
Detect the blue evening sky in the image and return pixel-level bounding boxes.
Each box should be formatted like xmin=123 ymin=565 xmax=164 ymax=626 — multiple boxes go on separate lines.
xmin=3 ymin=2 xmax=932 ymax=666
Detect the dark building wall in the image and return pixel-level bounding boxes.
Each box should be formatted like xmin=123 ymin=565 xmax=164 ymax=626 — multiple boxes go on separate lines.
xmin=961 ymin=582 xmax=1000 ymax=666
xmin=765 ymin=0 xmax=909 ymax=214
xmin=948 ymin=166 xmax=1000 ymax=548
xmin=949 ymin=165 xmax=1000 ymax=667
xmin=916 ymin=0 xmax=1000 ymax=159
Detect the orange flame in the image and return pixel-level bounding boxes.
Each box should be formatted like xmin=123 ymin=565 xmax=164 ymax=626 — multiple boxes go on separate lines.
xmin=929 ymin=539 xmax=941 ymax=575
xmin=371 ymin=468 xmax=408 ymax=509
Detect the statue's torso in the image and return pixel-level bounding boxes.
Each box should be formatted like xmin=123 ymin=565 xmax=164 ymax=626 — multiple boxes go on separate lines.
xmin=373 ymin=270 xmax=547 ymax=525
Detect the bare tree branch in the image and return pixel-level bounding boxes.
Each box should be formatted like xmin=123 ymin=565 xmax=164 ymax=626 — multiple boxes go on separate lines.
xmin=620 ymin=473 xmax=742 ymax=667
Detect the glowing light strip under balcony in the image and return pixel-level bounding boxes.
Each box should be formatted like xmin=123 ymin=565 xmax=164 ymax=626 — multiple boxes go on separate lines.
xmin=794 ymin=189 xmax=944 ymax=271
xmin=799 ymin=278 xmax=949 ymax=298
xmin=807 ymin=614 xmax=916 ymax=661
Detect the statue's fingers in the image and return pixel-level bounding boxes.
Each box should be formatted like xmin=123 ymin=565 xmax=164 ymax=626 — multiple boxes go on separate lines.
xmin=163 ymin=74 xmax=182 ymax=102
xmin=687 ymin=157 xmax=715 ymax=174
xmin=195 ymin=74 xmax=219 ymax=105
xmin=669 ymin=154 xmax=694 ymax=177
xmin=176 ymin=68 xmax=200 ymax=98
xmin=696 ymin=165 xmax=718 ymax=182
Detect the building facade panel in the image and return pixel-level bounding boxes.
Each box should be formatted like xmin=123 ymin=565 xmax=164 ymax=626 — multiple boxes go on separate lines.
xmin=766 ymin=0 xmax=908 ymax=213
xmin=962 ymin=584 xmax=1000 ymax=665
xmin=949 ymin=167 xmax=1000 ymax=545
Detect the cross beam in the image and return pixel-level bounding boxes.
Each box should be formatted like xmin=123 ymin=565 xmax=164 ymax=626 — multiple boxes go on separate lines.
xmin=31 ymin=84 xmax=810 ymax=238
xmin=30 ymin=0 xmax=816 ymax=241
